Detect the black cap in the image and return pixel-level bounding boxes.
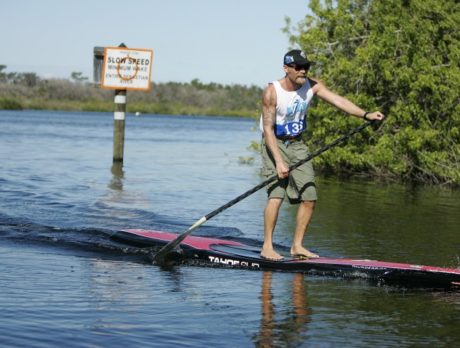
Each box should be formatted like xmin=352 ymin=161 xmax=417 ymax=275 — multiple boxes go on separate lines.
xmin=283 ymin=49 xmax=314 ymax=66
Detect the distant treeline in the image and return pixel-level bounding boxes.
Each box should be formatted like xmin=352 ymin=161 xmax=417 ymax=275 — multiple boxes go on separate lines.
xmin=0 ymin=65 xmax=262 ymax=118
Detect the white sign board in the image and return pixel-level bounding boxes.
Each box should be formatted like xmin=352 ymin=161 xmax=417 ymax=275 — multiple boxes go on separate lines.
xmin=101 ymin=47 xmax=153 ymax=91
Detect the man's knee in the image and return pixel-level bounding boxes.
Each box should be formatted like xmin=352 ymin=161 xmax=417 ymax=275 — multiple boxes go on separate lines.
xmin=266 ymin=197 xmax=283 ymax=208
xmin=301 ymin=200 xmax=316 ymax=210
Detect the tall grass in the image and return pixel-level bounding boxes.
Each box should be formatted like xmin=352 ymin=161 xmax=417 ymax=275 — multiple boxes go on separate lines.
xmin=0 ymin=78 xmax=262 ymax=118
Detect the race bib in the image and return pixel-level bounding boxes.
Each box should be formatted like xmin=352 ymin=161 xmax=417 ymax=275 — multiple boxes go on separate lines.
xmin=275 ymin=120 xmax=306 ymax=137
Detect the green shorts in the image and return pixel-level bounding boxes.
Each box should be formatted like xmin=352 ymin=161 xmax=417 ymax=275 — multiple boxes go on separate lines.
xmin=261 ymin=137 xmax=317 ymax=203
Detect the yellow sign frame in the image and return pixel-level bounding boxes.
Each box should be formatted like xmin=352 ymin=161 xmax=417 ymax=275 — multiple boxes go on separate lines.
xmin=101 ymin=47 xmax=153 ymax=91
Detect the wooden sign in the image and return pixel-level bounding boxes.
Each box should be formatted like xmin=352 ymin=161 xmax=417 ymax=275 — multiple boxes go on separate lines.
xmin=101 ymin=47 xmax=153 ymax=91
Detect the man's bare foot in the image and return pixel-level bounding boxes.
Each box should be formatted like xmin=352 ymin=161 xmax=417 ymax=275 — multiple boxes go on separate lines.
xmin=260 ymin=248 xmax=284 ymax=261
xmin=290 ymin=246 xmax=319 ymax=259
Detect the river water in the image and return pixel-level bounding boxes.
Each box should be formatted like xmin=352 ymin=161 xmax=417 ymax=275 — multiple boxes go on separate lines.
xmin=0 ymin=110 xmax=459 ymax=347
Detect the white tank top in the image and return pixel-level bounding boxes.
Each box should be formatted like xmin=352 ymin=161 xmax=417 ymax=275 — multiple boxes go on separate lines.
xmin=260 ymin=79 xmax=314 ymax=137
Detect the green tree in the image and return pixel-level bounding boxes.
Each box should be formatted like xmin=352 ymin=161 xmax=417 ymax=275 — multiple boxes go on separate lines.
xmin=70 ymin=71 xmax=88 ymax=82
xmin=286 ymin=0 xmax=460 ymax=185
xmin=21 ymin=72 xmax=39 ymax=87
xmin=0 ymin=65 xmax=6 ymax=82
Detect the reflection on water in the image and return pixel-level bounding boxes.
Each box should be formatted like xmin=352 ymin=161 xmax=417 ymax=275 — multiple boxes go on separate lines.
xmin=103 ymin=159 xmax=156 ymax=218
xmin=255 ymin=272 xmax=310 ymax=347
xmin=109 ymin=162 xmax=125 ymax=191
xmin=85 ymin=258 xmax=152 ymax=307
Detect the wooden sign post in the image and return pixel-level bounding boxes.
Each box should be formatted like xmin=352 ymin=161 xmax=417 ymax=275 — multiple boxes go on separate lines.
xmin=94 ymin=43 xmax=154 ymax=163
xmin=113 ymin=89 xmax=127 ymax=162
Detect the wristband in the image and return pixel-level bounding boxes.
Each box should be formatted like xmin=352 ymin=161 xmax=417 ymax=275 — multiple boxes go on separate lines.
xmin=363 ymin=112 xmax=370 ymax=121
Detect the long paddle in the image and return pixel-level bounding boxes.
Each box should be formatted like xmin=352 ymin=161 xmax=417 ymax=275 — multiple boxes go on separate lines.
xmin=153 ymin=120 xmax=377 ymax=263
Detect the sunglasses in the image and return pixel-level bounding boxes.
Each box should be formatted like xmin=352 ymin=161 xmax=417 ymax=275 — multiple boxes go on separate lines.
xmin=288 ymin=64 xmax=310 ymax=71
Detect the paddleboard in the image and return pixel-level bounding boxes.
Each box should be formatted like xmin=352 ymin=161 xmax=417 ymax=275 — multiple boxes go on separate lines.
xmin=112 ymin=229 xmax=460 ymax=289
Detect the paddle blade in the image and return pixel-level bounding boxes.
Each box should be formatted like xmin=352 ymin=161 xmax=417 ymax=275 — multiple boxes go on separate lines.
xmin=153 ymin=216 xmax=207 ymax=264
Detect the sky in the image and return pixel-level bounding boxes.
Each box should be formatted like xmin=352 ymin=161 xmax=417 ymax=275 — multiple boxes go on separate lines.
xmin=1 ymin=0 xmax=310 ymax=87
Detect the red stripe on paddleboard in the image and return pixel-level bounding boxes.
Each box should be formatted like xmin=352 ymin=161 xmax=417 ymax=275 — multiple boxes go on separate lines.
xmin=123 ymin=229 xmax=243 ymax=250
xmin=292 ymin=257 xmax=460 ymax=274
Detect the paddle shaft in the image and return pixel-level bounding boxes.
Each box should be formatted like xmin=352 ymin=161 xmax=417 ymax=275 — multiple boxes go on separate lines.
xmin=153 ymin=120 xmax=374 ymax=262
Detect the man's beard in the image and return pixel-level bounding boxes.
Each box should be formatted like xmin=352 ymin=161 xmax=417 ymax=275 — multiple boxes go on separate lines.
xmin=295 ymin=75 xmax=306 ymax=84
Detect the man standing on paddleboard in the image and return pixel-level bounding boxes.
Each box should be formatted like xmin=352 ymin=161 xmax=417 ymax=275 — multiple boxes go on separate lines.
xmin=260 ymin=49 xmax=384 ymax=261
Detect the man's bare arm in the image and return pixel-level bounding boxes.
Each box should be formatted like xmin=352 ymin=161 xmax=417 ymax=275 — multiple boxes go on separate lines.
xmin=313 ymin=80 xmax=384 ymax=121
xmin=262 ymin=84 xmax=289 ymax=178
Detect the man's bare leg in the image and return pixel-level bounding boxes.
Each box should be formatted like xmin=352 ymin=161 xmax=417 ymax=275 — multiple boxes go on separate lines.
xmin=291 ymin=200 xmax=319 ymax=258
xmin=261 ymin=198 xmax=284 ymax=260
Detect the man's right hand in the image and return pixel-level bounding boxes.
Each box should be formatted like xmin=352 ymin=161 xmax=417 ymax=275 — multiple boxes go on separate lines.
xmin=276 ymin=161 xmax=289 ymax=179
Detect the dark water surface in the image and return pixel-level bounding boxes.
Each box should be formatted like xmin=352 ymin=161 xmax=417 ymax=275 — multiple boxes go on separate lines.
xmin=1 ymin=110 xmax=459 ymax=347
